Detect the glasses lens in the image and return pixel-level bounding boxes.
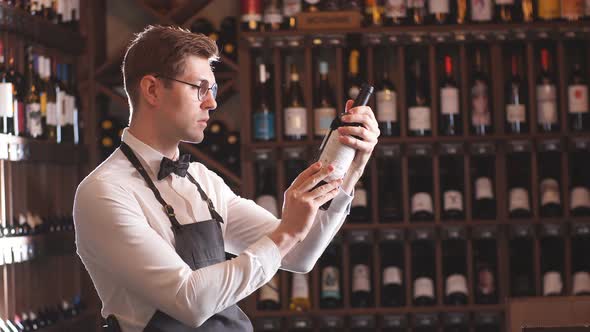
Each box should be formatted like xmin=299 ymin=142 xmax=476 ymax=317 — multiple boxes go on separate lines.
xmin=199 ymin=80 xmax=210 ymax=100
xmin=211 ymin=83 xmax=218 ymax=99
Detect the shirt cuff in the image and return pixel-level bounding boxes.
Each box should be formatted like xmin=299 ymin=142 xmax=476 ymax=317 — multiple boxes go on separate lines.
xmin=326 ymin=187 xmax=354 ymax=215
xmin=245 ymin=235 xmax=282 ymax=280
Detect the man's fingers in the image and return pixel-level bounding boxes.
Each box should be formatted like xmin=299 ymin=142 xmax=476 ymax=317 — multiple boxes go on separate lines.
xmin=313 ymin=186 xmax=341 ymax=206
xmin=307 ymin=179 xmax=342 ymax=200
xmin=298 ymin=164 xmax=336 ymax=192
xmin=290 ymin=161 xmax=323 ymax=188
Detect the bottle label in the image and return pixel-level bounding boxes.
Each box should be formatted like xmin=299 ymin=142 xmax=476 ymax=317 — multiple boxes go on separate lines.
xmin=445 ymin=274 xmax=468 ymax=296
xmin=353 ymin=264 xmax=371 ymax=292
xmin=536 ymin=85 xmax=558 ymax=125
xmin=495 ymin=0 xmax=514 ymax=3
xmin=256 ymin=194 xmax=279 ymax=218
xmin=407 ymin=0 xmax=425 ymax=8
xmin=377 ymin=90 xmax=397 ymax=122
xmin=543 ymin=271 xmax=563 ymax=295
xmin=385 ymin=0 xmax=406 ymax=18
xmin=429 ymin=0 xmax=450 ymax=13
xmin=470 ymin=0 xmax=493 ymax=21
xmin=444 ymin=190 xmax=464 ymax=211
xmin=284 ymin=106 xmax=307 ymax=137
xmin=383 ymin=266 xmax=402 ymax=286
xmin=561 ymin=0 xmax=584 ymax=19
xmin=260 ymin=275 xmax=280 ymax=302
xmin=409 ymin=106 xmax=431 ymax=131
xmin=241 ymin=0 xmax=262 ymax=22
xmin=411 ymin=192 xmax=434 ymax=214
xmin=571 ymin=186 xmax=590 ymax=209
xmin=26 ymin=103 xmax=43 ymax=138
xmin=352 ymin=188 xmax=368 ymax=208
xmin=292 ymin=273 xmax=310 ymax=299
xmin=321 ymin=266 xmax=341 ymax=299
xmin=471 ymin=81 xmax=491 ymax=126
xmin=66 ymin=95 xmax=75 ymax=126
xmin=441 ymin=87 xmax=459 ymax=115
xmin=540 ymin=178 xmax=561 ymax=206
xmin=509 ymin=188 xmax=530 ymax=212
xmin=573 ymin=271 xmax=590 ymax=295
xmin=475 ymin=177 xmax=494 ymax=200
xmin=254 ymin=112 xmax=276 ymax=140
xmin=568 ymin=84 xmax=589 ymax=114
xmin=538 ymin=0 xmax=561 ymax=19
xmin=0 ymin=83 xmax=13 ymax=117
xmin=507 ymin=104 xmax=526 ymax=123
xmin=264 ymin=9 xmax=283 ymax=24
xmin=46 ymin=102 xmax=57 ymax=126
xmin=478 ymin=267 xmax=495 ymax=295
xmin=413 ymin=277 xmax=434 ymax=298
xmin=283 ymin=0 xmax=302 ymax=16
xmin=318 ymin=130 xmax=356 ymax=182
xmin=314 ymin=107 xmax=336 ymax=137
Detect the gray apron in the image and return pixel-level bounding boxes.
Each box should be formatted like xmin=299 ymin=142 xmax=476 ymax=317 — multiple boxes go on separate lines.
xmin=103 ymin=143 xmax=253 ymax=332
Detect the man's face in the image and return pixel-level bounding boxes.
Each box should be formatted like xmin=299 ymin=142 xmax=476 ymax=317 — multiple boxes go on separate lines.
xmin=158 ymin=55 xmax=217 ymax=144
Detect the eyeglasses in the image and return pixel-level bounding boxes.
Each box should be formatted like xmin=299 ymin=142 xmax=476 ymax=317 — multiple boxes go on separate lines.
xmin=155 ymin=75 xmax=218 ymax=101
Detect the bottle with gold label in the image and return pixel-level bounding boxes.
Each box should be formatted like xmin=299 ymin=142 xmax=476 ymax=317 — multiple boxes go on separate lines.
xmin=537 ymin=0 xmax=560 ymax=21
xmin=521 ymin=0 xmax=534 ymax=22
xmin=289 ymin=273 xmax=311 ymax=311
xmin=364 ymin=0 xmax=384 ymax=26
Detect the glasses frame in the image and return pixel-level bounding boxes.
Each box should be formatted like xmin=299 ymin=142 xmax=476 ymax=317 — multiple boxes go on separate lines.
xmin=154 ymin=74 xmax=218 ymax=101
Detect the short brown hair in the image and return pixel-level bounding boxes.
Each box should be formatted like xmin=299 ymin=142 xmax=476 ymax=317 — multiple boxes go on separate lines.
xmin=122 ymin=25 xmax=219 ymax=112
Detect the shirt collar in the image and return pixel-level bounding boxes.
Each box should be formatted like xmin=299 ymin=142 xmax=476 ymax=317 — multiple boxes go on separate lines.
xmin=121 ymin=128 xmax=180 ymax=179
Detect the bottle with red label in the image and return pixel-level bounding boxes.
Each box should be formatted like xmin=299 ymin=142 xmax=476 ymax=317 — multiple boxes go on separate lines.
xmin=568 ymin=57 xmax=589 ymax=132
xmin=241 ymin=0 xmax=262 ymax=32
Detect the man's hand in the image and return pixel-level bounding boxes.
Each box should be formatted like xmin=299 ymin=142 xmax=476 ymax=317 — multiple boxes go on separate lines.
xmin=337 ymin=99 xmax=380 ymax=193
xmin=268 ymin=162 xmax=342 ymax=258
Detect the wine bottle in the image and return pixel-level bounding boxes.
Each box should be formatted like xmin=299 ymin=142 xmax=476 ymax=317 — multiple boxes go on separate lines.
xmin=263 ymin=0 xmax=283 ymax=31
xmin=346 ymin=50 xmax=362 ymax=100
xmin=376 ymin=68 xmax=399 ymax=137
xmin=407 ymin=0 xmax=426 ymax=24
xmin=378 ymin=146 xmax=403 ymax=222
xmin=472 ymin=153 xmax=496 ymax=220
xmin=25 ymin=47 xmax=42 ymax=139
xmin=537 ymin=0 xmax=560 ymax=20
xmin=219 ymin=17 xmax=238 ymax=61
xmin=283 ymin=0 xmax=302 ymax=30
xmin=538 ymin=149 xmax=562 ymax=218
xmin=414 ymin=314 xmax=438 ymax=332
xmin=258 ymin=275 xmax=280 ymax=310
xmin=255 ymin=150 xmax=278 ymax=217
xmin=568 ymin=60 xmax=589 ymax=132
xmin=380 ymin=231 xmax=405 ymax=307
xmin=507 ymin=149 xmax=532 ymax=219
xmin=349 ymin=178 xmax=370 ymax=222
xmin=284 ymin=63 xmax=307 ymax=141
xmin=495 ymin=0 xmax=516 ymax=22
xmin=409 ymin=153 xmax=434 ymax=222
xmin=475 ymin=312 xmax=501 ymax=332
xmin=470 ymin=0 xmax=493 ymax=22
xmin=428 ymin=0 xmax=451 ymax=24
xmin=0 ymin=40 xmax=13 ymax=136
xmin=319 ymin=238 xmax=343 ymax=308
xmin=383 ymin=0 xmax=407 ymax=25
xmin=540 ymin=224 xmax=564 ymax=296
xmin=408 ymin=59 xmax=431 ymax=136
xmin=191 ymin=18 xmax=218 ymax=42
xmin=443 ymin=313 xmax=468 ymax=332
xmin=45 ymin=57 xmax=58 ymax=142
xmin=364 ymin=0 xmax=384 ymax=26
xmin=456 ymin=0 xmax=468 ymax=23
xmin=561 ymin=0 xmax=584 ymax=20
xmin=440 ymin=152 xmax=465 ymax=220
xmin=224 ymin=132 xmax=239 ymax=175
xmin=509 ymin=225 xmax=535 ymax=297
xmin=440 ymin=55 xmax=461 ymax=136
xmin=572 ymin=223 xmax=590 ymax=296
xmin=289 ymin=273 xmax=310 ymax=311
xmin=537 ymin=48 xmax=559 ymax=133
xmin=204 ymin=120 xmax=227 ymax=159
xmin=285 ymin=148 xmax=308 ymax=186
xmin=473 ymin=227 xmax=498 ymax=304
xmin=241 ymin=0 xmax=262 ymax=31
xmin=443 ymin=228 xmax=468 ymax=305
xmin=253 ymin=63 xmax=276 ymax=141
xmin=7 ymin=48 xmax=24 ymax=137
xmin=303 ymin=0 xmax=321 ymax=12
xmin=570 ymin=143 xmax=590 ymax=217
xmin=470 ymin=48 xmax=493 ymax=135
xmin=412 ymin=230 xmax=436 ymax=306
xmin=506 ymin=53 xmax=528 ymax=134
xmin=349 ymin=231 xmax=373 ymax=308
xmin=314 ymin=61 xmax=337 ymax=139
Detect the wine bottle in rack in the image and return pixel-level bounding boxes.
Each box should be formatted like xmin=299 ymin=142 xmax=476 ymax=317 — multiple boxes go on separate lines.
xmin=364 ymin=0 xmax=383 ymax=26
xmin=470 ymin=48 xmax=493 ymax=136
xmin=314 ymin=61 xmax=337 ymax=139
xmin=470 ymin=0 xmax=493 ymax=22
xmin=349 ymin=231 xmax=373 ymax=308
xmin=414 ymin=314 xmax=438 ymax=332
xmin=303 ymin=0 xmax=321 ymax=12
xmin=538 ymin=145 xmax=562 ymax=218
xmin=473 ymin=227 xmax=498 ymax=304
xmin=285 ymin=147 xmax=308 ymax=186
xmin=572 ymin=223 xmax=590 ymax=296
xmin=253 ymin=62 xmax=275 ymax=141
xmin=471 ymin=150 xmax=497 ymax=220
xmin=507 ymin=145 xmax=532 ymax=219
xmin=475 ymin=312 xmax=501 ymax=332
xmin=537 ymin=48 xmax=559 ymax=133
xmin=440 ymin=148 xmax=465 ymax=221
xmin=412 ymin=229 xmax=436 ymax=306
xmin=380 ymin=231 xmax=405 ymax=307
xmin=568 ymin=58 xmax=589 ymax=132
xmin=289 ymin=273 xmax=311 ymax=311
xmin=495 ymin=0 xmax=516 ymax=22
xmin=241 ymin=0 xmax=262 ymax=32
xmin=408 ymin=58 xmax=431 ymax=137
xmin=263 ymin=0 xmax=283 ymax=32
xmin=219 ymin=17 xmax=237 ymax=61
xmin=509 ymin=225 xmax=535 ymax=297
xmin=378 ymin=146 xmax=403 ymax=222
xmin=440 ymin=54 xmax=461 ymax=136
xmin=283 ymin=0 xmax=302 ymax=30
xmin=407 ymin=0 xmax=426 ymax=24
xmin=409 ymin=147 xmax=434 ymax=222
xmin=7 ymin=48 xmax=23 ymax=137
xmin=506 ymin=52 xmax=528 ymax=134
xmin=540 ymin=224 xmax=565 ymax=296
xmin=256 ymin=273 xmax=281 ymax=311
xmin=346 ymin=49 xmax=362 ymax=100
xmin=428 ymin=0 xmax=451 ymax=24
xmin=570 ymin=140 xmax=590 ymax=217
xmin=45 ymin=57 xmax=58 ymax=142
xmin=0 ymin=40 xmax=13 ymax=136
xmin=376 ymin=65 xmax=399 ymax=137
xmin=442 ymin=228 xmax=468 ymax=305
xmin=319 ymin=237 xmax=343 ymax=308
xmin=254 ymin=150 xmax=278 ymax=217
xmin=443 ymin=313 xmax=468 ymax=332
xmin=284 ymin=63 xmax=307 ymax=141
xmin=25 ymin=47 xmax=42 ymax=139
xmin=349 ymin=177 xmax=370 ymax=222
xmin=456 ymin=0 xmax=468 ymax=23
xmin=560 ymin=0 xmax=584 ymax=21
xmin=537 ymin=0 xmax=560 ymax=20
xmin=383 ymin=0 xmax=407 ymax=25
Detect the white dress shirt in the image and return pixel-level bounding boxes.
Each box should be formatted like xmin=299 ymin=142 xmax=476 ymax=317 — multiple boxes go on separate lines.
xmin=73 ymin=129 xmax=353 ymax=331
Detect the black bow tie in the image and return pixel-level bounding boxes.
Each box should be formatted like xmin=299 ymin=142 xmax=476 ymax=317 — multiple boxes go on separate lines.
xmin=158 ymin=154 xmax=191 ymax=180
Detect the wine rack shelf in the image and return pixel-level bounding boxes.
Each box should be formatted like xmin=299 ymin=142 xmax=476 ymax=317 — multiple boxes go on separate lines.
xmin=0 ymin=231 xmax=75 ymax=265
xmin=0 ymin=134 xmax=85 ymax=164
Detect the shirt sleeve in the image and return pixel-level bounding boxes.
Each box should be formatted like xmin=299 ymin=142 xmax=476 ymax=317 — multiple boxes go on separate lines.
xmin=217 ymin=170 xmax=353 ymax=274
xmin=73 ymin=179 xmax=281 ymax=328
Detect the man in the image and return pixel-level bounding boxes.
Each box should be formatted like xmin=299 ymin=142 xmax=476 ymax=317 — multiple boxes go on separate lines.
xmin=74 ymin=25 xmax=379 ymax=332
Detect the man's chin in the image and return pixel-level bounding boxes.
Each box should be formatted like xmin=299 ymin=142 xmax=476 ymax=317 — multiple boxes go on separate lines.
xmin=180 ymin=135 xmax=204 ymax=145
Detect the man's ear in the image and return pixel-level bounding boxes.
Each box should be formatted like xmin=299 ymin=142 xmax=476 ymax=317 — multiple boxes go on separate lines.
xmin=139 ymin=74 xmax=160 ymax=107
